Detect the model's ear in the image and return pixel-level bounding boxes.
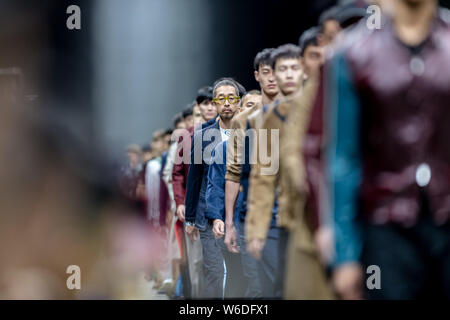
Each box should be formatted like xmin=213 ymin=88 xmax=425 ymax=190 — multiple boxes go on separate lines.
xmin=254 ymin=70 xmax=259 ymax=83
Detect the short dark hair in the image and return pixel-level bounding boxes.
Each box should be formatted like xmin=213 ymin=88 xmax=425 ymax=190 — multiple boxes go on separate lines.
xmin=242 ymin=90 xmax=261 ymax=100
xmin=234 ymin=79 xmax=246 ymax=98
xmin=152 ymin=129 xmax=165 ymax=141
xmin=253 ymin=48 xmax=275 ymax=71
xmin=142 ymin=145 xmax=152 ymax=153
xmin=270 ymin=44 xmax=302 ymax=69
xmin=298 ymin=27 xmax=321 ymax=56
xmin=172 ymin=112 xmax=184 ymax=128
xmin=164 ymin=128 xmax=173 ymax=137
xmin=196 ymin=86 xmax=213 ymax=105
xmin=212 ymin=77 xmax=246 ymax=98
xmin=182 ymin=102 xmax=195 ymax=118
xmin=319 ymin=5 xmax=340 ymax=30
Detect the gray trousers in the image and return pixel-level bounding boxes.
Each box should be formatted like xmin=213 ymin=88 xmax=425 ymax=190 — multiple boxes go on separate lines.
xmin=237 ymin=220 xmax=263 ymax=298
xmin=184 ymin=228 xmax=203 ymax=298
xmin=199 ymin=221 xmax=248 ymax=298
xmin=199 ymin=222 xmax=225 ymax=298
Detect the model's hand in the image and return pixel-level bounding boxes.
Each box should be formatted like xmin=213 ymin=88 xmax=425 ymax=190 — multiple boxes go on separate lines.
xmin=191 ymin=228 xmax=199 ymax=241
xmin=332 ymin=262 xmax=364 ymax=300
xmin=314 ymin=226 xmax=334 ymax=265
xmin=224 ymin=223 xmax=239 ymax=253
xmin=176 ymin=205 xmax=186 ymax=222
xmin=185 ymin=224 xmax=198 ymax=241
xmin=247 ymin=238 xmax=265 ymax=260
xmin=212 ymin=219 xmax=225 ymax=239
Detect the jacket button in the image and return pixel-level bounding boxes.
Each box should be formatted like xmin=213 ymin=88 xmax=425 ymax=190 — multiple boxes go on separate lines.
xmin=410 ymin=56 xmax=425 ymax=76
xmin=416 ymin=163 xmax=431 ymax=187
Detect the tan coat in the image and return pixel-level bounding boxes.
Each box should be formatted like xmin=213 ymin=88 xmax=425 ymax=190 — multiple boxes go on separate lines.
xmin=279 ymin=78 xmax=335 ymax=299
xmin=245 ymin=80 xmax=317 ymax=243
xmin=225 ymin=104 xmax=260 ymax=184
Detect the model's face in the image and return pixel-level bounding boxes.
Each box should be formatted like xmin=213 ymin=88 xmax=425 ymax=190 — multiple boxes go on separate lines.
xmin=184 ymin=115 xmax=193 ymax=129
xmin=175 ymin=120 xmax=186 ymax=130
xmin=274 ymin=57 xmax=303 ymax=96
xmin=323 ymin=19 xmax=341 ymax=44
xmin=151 ymin=138 xmax=164 ymax=156
xmin=163 ymin=134 xmax=171 ymax=151
xmin=302 ymin=45 xmax=324 ymax=78
xmin=198 ymin=99 xmax=217 ymax=122
xmin=192 ymin=105 xmax=203 ymax=126
xmin=213 ymin=85 xmax=239 ymax=121
xmin=241 ymin=94 xmax=262 ymax=110
xmin=127 ymin=152 xmax=141 ymax=167
xmin=143 ymin=151 xmax=152 ymax=161
xmin=255 ymin=64 xmax=278 ymax=97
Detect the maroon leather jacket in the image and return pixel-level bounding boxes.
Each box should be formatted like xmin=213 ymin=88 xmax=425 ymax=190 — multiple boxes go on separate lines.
xmin=349 ymin=15 xmax=450 ymax=226
xmin=172 ymin=126 xmax=194 ymax=207
xmin=306 ymin=13 xmax=450 ymax=228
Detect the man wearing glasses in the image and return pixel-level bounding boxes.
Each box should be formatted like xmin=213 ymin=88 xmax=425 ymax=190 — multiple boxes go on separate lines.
xmin=184 ymin=78 xmax=241 ymax=298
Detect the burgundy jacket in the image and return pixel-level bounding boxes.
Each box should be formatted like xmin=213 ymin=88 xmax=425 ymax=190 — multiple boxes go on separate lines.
xmin=172 ymin=126 xmax=194 ymax=207
xmin=306 ymin=13 xmax=450 ymax=230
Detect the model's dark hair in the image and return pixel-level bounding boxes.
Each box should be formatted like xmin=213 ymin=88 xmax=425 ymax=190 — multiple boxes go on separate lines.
xmin=298 ymin=27 xmax=321 ymax=56
xmin=196 ymin=86 xmax=213 ymax=104
xmin=172 ymin=112 xmax=184 ymax=128
xmin=319 ymin=5 xmax=340 ymax=31
xmin=253 ymin=48 xmax=275 ymax=71
xmin=270 ymin=44 xmax=301 ymax=69
xmin=182 ymin=101 xmax=195 ymax=118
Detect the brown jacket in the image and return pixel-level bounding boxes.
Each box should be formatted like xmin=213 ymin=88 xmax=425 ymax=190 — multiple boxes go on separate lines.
xmin=245 ymin=79 xmax=318 ymax=250
xmin=225 ymin=104 xmax=260 ymax=183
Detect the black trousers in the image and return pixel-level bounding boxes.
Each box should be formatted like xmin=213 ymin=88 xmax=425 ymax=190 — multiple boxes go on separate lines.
xmin=362 ymin=214 xmax=450 ymax=299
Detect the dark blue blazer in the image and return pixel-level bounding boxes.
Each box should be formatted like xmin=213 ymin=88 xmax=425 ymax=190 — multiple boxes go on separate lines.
xmin=185 ymin=120 xmax=222 ymax=230
xmin=200 ymin=117 xmax=217 ymax=130
xmin=205 ymin=140 xmax=243 ymax=225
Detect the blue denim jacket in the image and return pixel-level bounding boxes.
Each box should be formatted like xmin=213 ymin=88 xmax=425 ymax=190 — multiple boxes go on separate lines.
xmin=205 ymin=140 xmax=243 ymax=227
xmin=185 ymin=120 xmax=221 ymax=231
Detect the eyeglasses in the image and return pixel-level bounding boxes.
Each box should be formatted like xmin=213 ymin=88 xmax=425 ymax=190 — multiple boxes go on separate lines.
xmin=212 ymin=95 xmax=241 ymax=105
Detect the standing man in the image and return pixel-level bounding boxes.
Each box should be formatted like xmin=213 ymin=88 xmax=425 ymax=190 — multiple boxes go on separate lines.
xmin=223 ymin=48 xmax=279 ymax=298
xmin=278 ymin=27 xmax=334 ymax=299
xmin=185 ymin=78 xmax=241 ymax=298
xmin=245 ymin=44 xmax=305 ymax=298
xmin=327 ymin=0 xmax=450 ymax=299
xmin=172 ymin=101 xmax=203 ymax=298
xmin=196 ymin=86 xmax=217 ymax=128
xmin=205 ymin=100 xmax=248 ymax=298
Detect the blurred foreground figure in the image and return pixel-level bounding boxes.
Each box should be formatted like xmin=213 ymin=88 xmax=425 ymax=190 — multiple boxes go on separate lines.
xmin=327 ymin=0 xmax=450 ymax=299
xmin=0 ymin=69 xmax=162 ymax=299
